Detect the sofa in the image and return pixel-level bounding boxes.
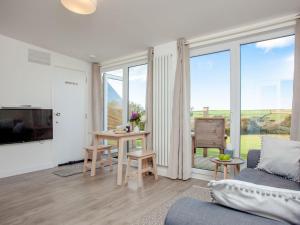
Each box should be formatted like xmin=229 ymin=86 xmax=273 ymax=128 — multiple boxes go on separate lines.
xmin=165 ymin=150 xmax=300 ymax=225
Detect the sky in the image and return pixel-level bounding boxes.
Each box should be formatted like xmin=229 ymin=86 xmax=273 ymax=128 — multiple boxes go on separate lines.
xmin=190 ymin=35 xmax=295 ymax=111
xmin=106 ymin=35 xmax=295 ymax=112
xmin=104 ymin=65 xmax=147 ymax=109
xmin=128 ymin=64 xmax=147 ymax=109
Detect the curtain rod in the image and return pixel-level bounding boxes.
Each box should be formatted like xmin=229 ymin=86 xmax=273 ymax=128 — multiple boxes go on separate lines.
xmin=97 ymin=13 xmax=299 ymax=63
xmin=99 ymin=51 xmax=147 ymax=69
xmin=185 ymin=13 xmax=299 ymax=47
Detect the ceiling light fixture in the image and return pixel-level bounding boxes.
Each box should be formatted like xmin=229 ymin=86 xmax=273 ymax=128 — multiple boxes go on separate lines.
xmin=61 ymin=0 xmax=98 ymax=15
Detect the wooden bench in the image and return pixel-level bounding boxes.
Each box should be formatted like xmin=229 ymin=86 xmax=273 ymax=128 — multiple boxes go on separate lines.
xmin=125 ymin=150 xmax=158 ymax=188
xmin=83 ymin=145 xmax=113 ymax=176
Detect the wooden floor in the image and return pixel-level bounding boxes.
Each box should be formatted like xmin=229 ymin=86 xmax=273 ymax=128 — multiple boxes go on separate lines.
xmin=0 ymin=165 xmax=208 ymax=225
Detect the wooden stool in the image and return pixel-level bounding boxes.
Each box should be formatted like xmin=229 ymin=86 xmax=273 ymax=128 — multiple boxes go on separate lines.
xmin=125 ymin=150 xmax=158 ymax=188
xmin=83 ymin=145 xmax=113 ymax=176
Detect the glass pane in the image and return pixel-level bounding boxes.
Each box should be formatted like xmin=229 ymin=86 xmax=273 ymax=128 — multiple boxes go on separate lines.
xmin=104 ymin=70 xmax=123 ymax=131
xmin=106 ymin=79 xmax=123 ymax=130
xmin=128 ymin=64 xmax=147 ymax=147
xmin=104 ymin=70 xmax=123 ymax=148
xmin=240 ymin=35 xmax=295 ymax=159
xmin=190 ymin=50 xmax=230 ymax=170
xmin=106 ymin=69 xmax=123 ymax=78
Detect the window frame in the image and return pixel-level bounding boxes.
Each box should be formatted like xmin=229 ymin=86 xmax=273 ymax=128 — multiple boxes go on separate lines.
xmin=190 ymin=27 xmax=295 ymax=177
xmin=102 ymin=59 xmax=147 ymax=129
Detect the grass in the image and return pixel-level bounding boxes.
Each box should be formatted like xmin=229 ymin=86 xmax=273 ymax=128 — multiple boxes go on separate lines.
xmin=192 ymin=109 xmax=291 ymax=119
xmin=192 ymin=109 xmax=291 ymax=160
xmin=195 ymin=134 xmax=289 ymax=160
xmin=124 ymin=109 xmax=290 ymax=163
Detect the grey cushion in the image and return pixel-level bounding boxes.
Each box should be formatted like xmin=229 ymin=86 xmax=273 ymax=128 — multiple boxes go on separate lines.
xmin=257 ymin=137 xmax=300 ymax=182
xmin=235 ymin=168 xmax=300 ymax=191
xmin=164 ymin=197 xmax=289 ymax=225
xmin=247 ymin=149 xmax=261 ymax=169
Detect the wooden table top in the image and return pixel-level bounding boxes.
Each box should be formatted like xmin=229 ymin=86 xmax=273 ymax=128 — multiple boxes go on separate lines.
xmin=209 ymin=157 xmax=245 ymax=165
xmin=91 ymin=130 xmax=150 ymax=138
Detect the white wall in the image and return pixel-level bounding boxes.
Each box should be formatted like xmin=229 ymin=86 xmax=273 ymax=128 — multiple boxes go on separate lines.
xmin=0 ymin=34 xmax=92 ymax=178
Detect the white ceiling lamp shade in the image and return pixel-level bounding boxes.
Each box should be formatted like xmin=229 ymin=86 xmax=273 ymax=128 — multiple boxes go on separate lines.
xmin=61 ymin=0 xmax=98 ymax=15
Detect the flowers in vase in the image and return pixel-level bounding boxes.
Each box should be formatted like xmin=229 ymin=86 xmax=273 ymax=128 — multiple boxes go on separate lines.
xmin=130 ymin=111 xmax=141 ymax=126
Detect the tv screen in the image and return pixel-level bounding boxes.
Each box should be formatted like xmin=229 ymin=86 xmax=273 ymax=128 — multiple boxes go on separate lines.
xmin=0 ymin=108 xmax=53 ymax=145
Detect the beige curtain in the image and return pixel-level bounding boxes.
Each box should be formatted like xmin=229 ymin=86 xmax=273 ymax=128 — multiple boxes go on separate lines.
xmin=167 ymin=38 xmax=192 ymax=180
xmin=145 ymin=47 xmax=154 ymax=150
xmin=291 ymin=19 xmax=300 ymax=141
xmin=91 ymin=63 xmax=104 ymax=144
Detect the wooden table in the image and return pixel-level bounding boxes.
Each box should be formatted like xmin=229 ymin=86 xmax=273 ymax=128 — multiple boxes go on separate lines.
xmin=92 ymin=131 xmax=150 ymax=185
xmin=209 ymin=158 xmax=245 ymax=180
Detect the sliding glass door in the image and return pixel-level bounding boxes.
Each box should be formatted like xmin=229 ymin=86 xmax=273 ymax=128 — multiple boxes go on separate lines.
xmin=190 ymin=30 xmax=295 ymax=175
xmin=240 ymin=35 xmax=295 ymax=159
xmin=190 ymin=50 xmax=231 ymax=170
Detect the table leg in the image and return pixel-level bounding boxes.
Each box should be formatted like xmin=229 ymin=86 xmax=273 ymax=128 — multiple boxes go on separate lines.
xmin=214 ymin=163 xmax=219 ymax=180
xmin=192 ymin=137 xmax=195 ymax=168
xmin=117 ymin=138 xmax=124 ymax=185
xmin=93 ymin=135 xmax=97 ymax=145
xmin=83 ymin=149 xmax=88 ymax=173
xmin=142 ymin=136 xmax=146 ymax=151
xmin=138 ymin=158 xmax=143 ymax=188
xmin=152 ymin=154 xmax=158 ymax=180
xmin=91 ymin=149 xmax=98 ymax=177
xmin=223 ymin=165 xmax=228 ymax=179
xmin=124 ymin=157 xmax=131 ymax=185
xmin=140 ymin=136 xmax=148 ymax=174
xmin=235 ymin=164 xmax=240 ymax=176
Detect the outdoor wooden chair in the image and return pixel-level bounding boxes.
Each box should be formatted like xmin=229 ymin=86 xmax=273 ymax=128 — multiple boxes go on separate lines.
xmin=193 ymin=118 xmax=226 ymax=158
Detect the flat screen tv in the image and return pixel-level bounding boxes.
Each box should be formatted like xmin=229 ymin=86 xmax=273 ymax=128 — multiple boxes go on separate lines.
xmin=0 ymin=108 xmax=53 ymax=145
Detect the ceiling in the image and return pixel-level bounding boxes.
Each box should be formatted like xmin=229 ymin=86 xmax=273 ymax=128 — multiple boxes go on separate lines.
xmin=0 ymin=0 xmax=299 ymax=63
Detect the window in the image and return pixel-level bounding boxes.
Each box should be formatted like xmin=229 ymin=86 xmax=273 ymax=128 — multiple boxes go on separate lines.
xmin=128 ymin=64 xmax=147 ymax=126
xmin=240 ymin=35 xmax=295 ymax=159
xmin=104 ymin=69 xmax=123 ymax=131
xmin=190 ymin=50 xmax=231 ymax=169
xmin=102 ymin=62 xmax=147 ymax=136
xmin=128 ymin=64 xmax=147 ymax=147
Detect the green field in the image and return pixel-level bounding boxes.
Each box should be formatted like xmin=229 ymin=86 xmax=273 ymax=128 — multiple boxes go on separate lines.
xmin=192 ymin=109 xmax=291 ymax=160
xmin=195 ymin=134 xmax=289 ymax=160
xmin=124 ymin=109 xmax=291 ymax=162
xmin=192 ymin=109 xmax=291 ymax=120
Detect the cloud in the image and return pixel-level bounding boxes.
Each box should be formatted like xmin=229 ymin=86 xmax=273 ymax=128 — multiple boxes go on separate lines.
xmin=255 ymin=36 xmax=294 ymax=52
xmin=129 ymin=64 xmax=147 ymax=81
xmin=285 ymin=54 xmax=295 ymax=77
xmin=286 ymin=54 xmax=294 ymax=63
xmin=129 ymin=74 xmax=146 ymax=81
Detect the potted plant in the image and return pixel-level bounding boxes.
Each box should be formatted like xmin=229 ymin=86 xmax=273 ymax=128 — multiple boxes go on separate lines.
xmin=130 ymin=111 xmax=141 ymax=132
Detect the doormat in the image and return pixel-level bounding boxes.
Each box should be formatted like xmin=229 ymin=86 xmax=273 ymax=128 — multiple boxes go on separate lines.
xmin=52 ymin=158 xmax=118 ymax=177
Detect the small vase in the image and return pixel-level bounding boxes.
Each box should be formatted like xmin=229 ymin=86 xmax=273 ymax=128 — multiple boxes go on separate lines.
xmin=134 ymin=126 xmax=140 ymax=133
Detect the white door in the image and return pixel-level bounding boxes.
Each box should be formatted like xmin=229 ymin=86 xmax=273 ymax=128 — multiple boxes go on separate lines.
xmin=52 ymin=67 xmax=86 ymax=165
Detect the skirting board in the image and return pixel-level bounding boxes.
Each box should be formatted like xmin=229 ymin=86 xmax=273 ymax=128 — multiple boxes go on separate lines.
xmin=157 ymin=165 xmax=168 ymax=177
xmin=157 ymin=166 xmax=219 ymax=181
xmin=0 ymin=163 xmax=56 ymax=179
xmin=157 ymin=166 xmax=216 ymax=181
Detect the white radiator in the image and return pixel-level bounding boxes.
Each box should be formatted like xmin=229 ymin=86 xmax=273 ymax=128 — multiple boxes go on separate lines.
xmin=153 ymin=53 xmax=175 ymax=166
